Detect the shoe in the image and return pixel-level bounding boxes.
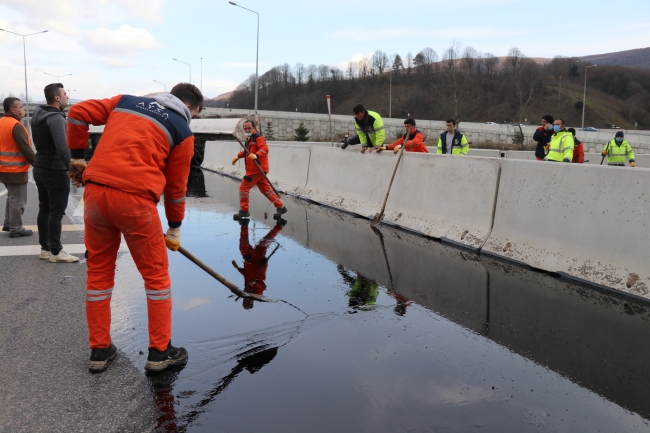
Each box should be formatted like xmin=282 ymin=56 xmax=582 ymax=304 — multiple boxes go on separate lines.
xmin=145 ymin=342 xmax=188 ymax=372
xmin=341 ymin=138 xmax=349 ymax=149
xmin=89 ymin=343 xmax=117 ymax=373
xmin=49 ymin=250 xmax=80 ymax=263
xmin=233 ymin=210 xmax=250 ymax=220
xmin=2 ymin=226 xmax=8 ymax=232
xmin=273 ymin=206 xmax=287 ymax=219
xmin=10 ymin=229 xmax=33 ymax=238
xmin=40 ymin=249 xmax=50 ymax=260
xmin=275 ymin=218 xmax=287 ymax=227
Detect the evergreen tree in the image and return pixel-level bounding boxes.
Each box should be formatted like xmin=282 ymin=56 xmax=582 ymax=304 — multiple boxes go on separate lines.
xmin=293 ymin=122 xmax=310 ymax=141
xmin=264 ymin=120 xmax=276 ymax=141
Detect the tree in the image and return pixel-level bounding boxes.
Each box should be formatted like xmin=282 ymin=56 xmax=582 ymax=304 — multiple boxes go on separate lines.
xmin=405 ymin=52 xmax=413 ymax=75
xmin=483 ymin=53 xmax=498 ymax=78
xmin=372 ymin=50 xmax=389 ymax=74
xmin=392 ymin=54 xmax=403 ymax=73
xmin=294 ymin=63 xmax=305 ymax=85
xmin=293 ymin=122 xmax=310 ymax=141
xmin=264 ymin=121 xmax=276 ymax=140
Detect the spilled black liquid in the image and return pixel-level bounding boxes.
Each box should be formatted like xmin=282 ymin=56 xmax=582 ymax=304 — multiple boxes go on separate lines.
xmin=111 ymin=169 xmax=650 ymax=432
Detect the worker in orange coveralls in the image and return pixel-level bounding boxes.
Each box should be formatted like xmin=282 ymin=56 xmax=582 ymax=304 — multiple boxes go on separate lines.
xmin=66 ymin=83 xmax=203 ymax=373
xmin=375 ymin=118 xmax=428 ymax=154
xmin=232 ymin=218 xmax=285 ymax=309
xmin=231 ymin=120 xmax=287 ymax=220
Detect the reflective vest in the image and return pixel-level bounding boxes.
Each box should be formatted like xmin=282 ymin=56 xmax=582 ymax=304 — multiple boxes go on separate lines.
xmin=437 ymin=131 xmax=469 ymax=155
xmin=354 ymin=110 xmax=385 ymax=147
xmin=603 ymin=139 xmax=635 ymax=166
xmin=546 ymin=130 xmax=573 ymax=162
xmin=0 ymin=116 xmax=30 ymax=173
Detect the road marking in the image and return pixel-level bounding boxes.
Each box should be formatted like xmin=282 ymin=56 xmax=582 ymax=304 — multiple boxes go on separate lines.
xmin=21 ymin=224 xmax=84 ymax=232
xmin=0 ymin=243 xmax=128 ymax=257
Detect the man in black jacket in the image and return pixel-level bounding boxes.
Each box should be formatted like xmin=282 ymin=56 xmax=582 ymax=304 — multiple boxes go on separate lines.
xmin=533 ymin=114 xmax=554 ymax=161
xmin=32 ymin=83 xmax=78 ymax=263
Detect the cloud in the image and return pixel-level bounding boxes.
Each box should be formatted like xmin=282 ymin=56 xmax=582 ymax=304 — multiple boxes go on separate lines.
xmin=83 ymin=25 xmax=161 ymax=56
xmin=101 ymin=58 xmax=134 ymax=68
xmin=112 ymin=0 xmax=164 ymax=24
xmin=179 ymin=297 xmax=211 ymax=311
xmin=333 ymin=52 xmax=374 ymax=70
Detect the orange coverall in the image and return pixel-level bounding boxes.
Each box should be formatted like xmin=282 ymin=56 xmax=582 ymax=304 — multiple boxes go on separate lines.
xmin=234 ymin=224 xmax=283 ymax=309
xmin=386 ymin=129 xmax=428 ymax=153
xmin=67 ymin=94 xmax=194 ymax=351
xmin=238 ymin=132 xmax=283 ymax=211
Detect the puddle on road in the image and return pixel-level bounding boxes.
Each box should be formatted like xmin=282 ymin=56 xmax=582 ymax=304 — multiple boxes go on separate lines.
xmin=110 ymin=168 xmax=650 ymax=432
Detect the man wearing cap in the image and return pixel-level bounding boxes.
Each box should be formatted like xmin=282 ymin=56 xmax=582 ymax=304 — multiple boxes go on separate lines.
xmin=602 ymin=131 xmax=636 ymax=167
xmin=533 ymin=115 xmax=554 ymax=161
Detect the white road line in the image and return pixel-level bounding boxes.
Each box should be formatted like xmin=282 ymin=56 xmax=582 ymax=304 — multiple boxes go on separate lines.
xmin=0 ymin=242 xmax=128 ymax=257
xmin=22 ymin=224 xmax=84 ymax=232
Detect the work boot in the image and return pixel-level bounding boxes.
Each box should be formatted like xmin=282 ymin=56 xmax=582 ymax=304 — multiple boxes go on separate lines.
xmin=49 ymin=250 xmax=80 ymax=263
xmin=2 ymin=226 xmax=8 ymax=232
xmin=340 ymin=138 xmax=349 ymax=149
xmin=275 ymin=218 xmax=287 ymax=227
xmin=89 ymin=343 xmax=117 ymax=373
xmin=233 ymin=210 xmax=250 ymax=220
xmin=273 ymin=206 xmax=287 ymax=219
xmin=145 ymin=342 xmax=188 ymax=372
xmin=40 ymin=249 xmax=50 ymax=260
xmin=10 ymin=229 xmax=33 ymax=238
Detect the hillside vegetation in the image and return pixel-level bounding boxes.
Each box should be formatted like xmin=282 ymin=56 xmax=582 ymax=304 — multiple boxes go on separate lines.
xmin=229 ymin=45 xmax=650 ymax=129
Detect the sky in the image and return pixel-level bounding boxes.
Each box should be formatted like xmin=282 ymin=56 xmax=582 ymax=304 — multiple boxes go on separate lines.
xmin=1 ymin=0 xmax=649 ymax=102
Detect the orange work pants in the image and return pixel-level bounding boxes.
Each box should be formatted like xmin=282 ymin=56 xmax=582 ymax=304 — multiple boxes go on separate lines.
xmin=239 ymin=173 xmax=283 ymax=211
xmin=84 ymin=183 xmax=172 ymax=351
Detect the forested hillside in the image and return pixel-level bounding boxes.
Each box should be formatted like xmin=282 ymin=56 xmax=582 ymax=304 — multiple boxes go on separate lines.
xmin=229 ymin=45 xmax=650 ymax=129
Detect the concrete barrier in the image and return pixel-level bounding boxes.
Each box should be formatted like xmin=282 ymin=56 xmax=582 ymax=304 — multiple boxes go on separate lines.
xmin=202 ymin=141 xmax=245 ymax=178
xmin=301 ymin=147 xmax=394 ymax=217
xmin=382 ymin=154 xmax=501 ymax=250
xmin=505 ymin=150 xmax=536 ymax=160
xmin=468 ymin=149 xmax=502 ymax=158
xmin=482 ymin=159 xmax=650 ymax=297
xmin=265 ymin=144 xmax=311 ymax=194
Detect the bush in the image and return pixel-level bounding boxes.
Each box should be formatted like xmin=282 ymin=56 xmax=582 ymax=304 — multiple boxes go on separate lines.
xmin=293 ymin=122 xmax=310 ymax=141
xmin=264 ymin=121 xmax=276 ymax=141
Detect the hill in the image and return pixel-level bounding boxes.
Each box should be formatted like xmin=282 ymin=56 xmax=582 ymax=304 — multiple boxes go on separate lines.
xmin=581 ymin=47 xmax=650 ymax=69
xmin=228 ymin=53 xmax=650 ymax=129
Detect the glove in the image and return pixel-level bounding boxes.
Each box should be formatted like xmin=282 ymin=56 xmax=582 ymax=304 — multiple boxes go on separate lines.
xmin=393 ymin=144 xmax=402 ymax=154
xmin=69 ymin=159 xmax=87 ymax=187
xmin=630 ymin=162 xmax=636 ymax=167
xmin=164 ymin=227 xmax=181 ymax=251
xmin=602 ymin=149 xmax=608 ymax=156
xmin=375 ymin=146 xmax=385 ymax=153
xmin=247 ymin=153 xmax=258 ymax=160
xmin=231 ymin=156 xmax=239 ymax=165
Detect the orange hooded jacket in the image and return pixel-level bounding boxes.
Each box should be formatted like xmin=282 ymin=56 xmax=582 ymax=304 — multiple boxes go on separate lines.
xmin=386 ymin=129 xmax=428 ymax=153
xmin=237 ymin=131 xmax=270 ymax=175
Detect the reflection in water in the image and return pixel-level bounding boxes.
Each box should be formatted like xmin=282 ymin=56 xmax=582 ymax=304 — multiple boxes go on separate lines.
xmin=233 ymin=219 xmax=283 ymax=309
xmin=187 ymin=167 xmax=207 ymax=198
xmin=337 ymin=264 xmax=379 ymax=310
xmin=148 ymin=368 xmax=183 ymax=432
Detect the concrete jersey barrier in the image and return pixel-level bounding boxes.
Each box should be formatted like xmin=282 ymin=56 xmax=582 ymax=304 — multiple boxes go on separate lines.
xmin=266 ymin=144 xmax=311 ymax=193
xmin=202 ymin=141 xmax=245 ymax=178
xmin=381 ymin=154 xmax=501 ymax=250
xmin=482 ymin=159 xmax=650 ymax=298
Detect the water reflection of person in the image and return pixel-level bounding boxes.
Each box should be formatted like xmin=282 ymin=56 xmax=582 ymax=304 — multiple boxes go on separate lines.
xmin=388 ymin=291 xmax=413 ymax=316
xmin=337 ymin=264 xmax=379 ymax=310
xmin=148 ymin=368 xmax=182 ymax=431
xmin=186 ymin=166 xmax=207 ymax=198
xmin=232 ymin=219 xmax=284 ymax=309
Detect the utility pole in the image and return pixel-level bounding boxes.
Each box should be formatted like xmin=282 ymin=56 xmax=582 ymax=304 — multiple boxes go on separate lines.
xmin=576 ymin=62 xmax=597 ymax=130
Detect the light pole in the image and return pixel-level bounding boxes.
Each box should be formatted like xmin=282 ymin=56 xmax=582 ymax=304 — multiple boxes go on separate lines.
xmin=153 ymin=80 xmax=167 ymax=92
xmin=576 ymin=62 xmax=597 ymax=130
xmin=43 ymin=72 xmax=72 ymax=82
xmin=0 ymin=28 xmax=48 ymax=132
xmin=389 ymin=67 xmax=392 ymax=118
xmin=173 ymin=58 xmax=192 ymax=84
xmin=229 ymin=1 xmax=259 ymax=114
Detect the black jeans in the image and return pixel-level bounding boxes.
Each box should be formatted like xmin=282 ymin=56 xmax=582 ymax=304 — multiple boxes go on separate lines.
xmin=33 ymin=167 xmax=70 ymax=255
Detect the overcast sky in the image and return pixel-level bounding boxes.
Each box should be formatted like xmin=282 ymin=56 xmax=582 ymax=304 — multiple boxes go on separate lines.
xmin=1 ymin=0 xmax=649 ymax=102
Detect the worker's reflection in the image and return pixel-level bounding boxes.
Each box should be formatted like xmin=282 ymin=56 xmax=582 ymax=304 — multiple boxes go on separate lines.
xmin=148 ymin=367 xmax=182 ymax=432
xmin=388 ymin=290 xmax=413 ymax=316
xmin=179 ymin=343 xmax=279 ymax=428
xmin=232 ymin=218 xmax=285 ymax=309
xmin=186 ymin=166 xmax=207 ymax=198
xmin=337 ymin=264 xmax=379 ymax=311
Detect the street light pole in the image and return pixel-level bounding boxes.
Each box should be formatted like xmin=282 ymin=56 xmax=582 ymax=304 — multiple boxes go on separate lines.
xmin=0 ymin=28 xmax=48 ymax=133
xmin=229 ymin=1 xmax=259 ymax=114
xmin=173 ymin=58 xmax=192 ymax=84
xmin=44 ymin=72 xmax=72 ymax=82
xmin=576 ymin=62 xmax=597 ymax=130
xmin=389 ymin=68 xmax=392 ymax=119
xmin=153 ymin=80 xmax=166 ymax=92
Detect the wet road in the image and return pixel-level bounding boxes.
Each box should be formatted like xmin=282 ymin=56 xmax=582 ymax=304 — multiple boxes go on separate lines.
xmin=108 ymin=168 xmax=650 ymax=432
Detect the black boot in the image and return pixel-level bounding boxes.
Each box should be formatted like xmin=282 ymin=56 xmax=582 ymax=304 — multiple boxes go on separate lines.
xmin=233 ymin=210 xmax=250 ymax=220
xmin=145 ymin=342 xmax=188 ymax=372
xmin=273 ymin=206 xmax=287 ymax=219
xmin=89 ymin=343 xmax=117 ymax=373
xmin=341 ymin=138 xmax=349 ymax=149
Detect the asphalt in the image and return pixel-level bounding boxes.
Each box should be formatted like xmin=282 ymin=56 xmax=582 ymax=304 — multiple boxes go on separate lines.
xmin=0 ymin=179 xmax=157 ymax=433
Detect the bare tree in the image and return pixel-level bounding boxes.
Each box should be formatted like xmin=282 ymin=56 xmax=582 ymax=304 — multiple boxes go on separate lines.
xmin=306 ymin=64 xmax=318 ymax=84
xmin=505 ymin=47 xmax=525 ymax=76
xmin=294 ymin=63 xmax=305 ymax=86
xmin=462 ymin=47 xmax=478 ymax=73
xmin=347 ymin=60 xmax=358 ymax=80
xmin=359 ymin=57 xmax=371 ymax=79
xmin=405 ymin=52 xmax=413 ymax=75
xmin=317 ymin=64 xmax=330 ymax=82
xmin=483 ymin=53 xmax=498 ymax=78
xmin=434 ymin=41 xmax=479 ymax=121
xmin=372 ymin=50 xmax=389 ymax=74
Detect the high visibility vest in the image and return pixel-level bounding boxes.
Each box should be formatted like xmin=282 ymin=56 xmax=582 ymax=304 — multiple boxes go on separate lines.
xmin=547 ymin=130 xmax=573 ymax=162
xmin=603 ymin=139 xmax=635 ymax=166
xmin=0 ymin=116 xmax=30 ymax=173
xmin=354 ymin=110 xmax=385 ymax=147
